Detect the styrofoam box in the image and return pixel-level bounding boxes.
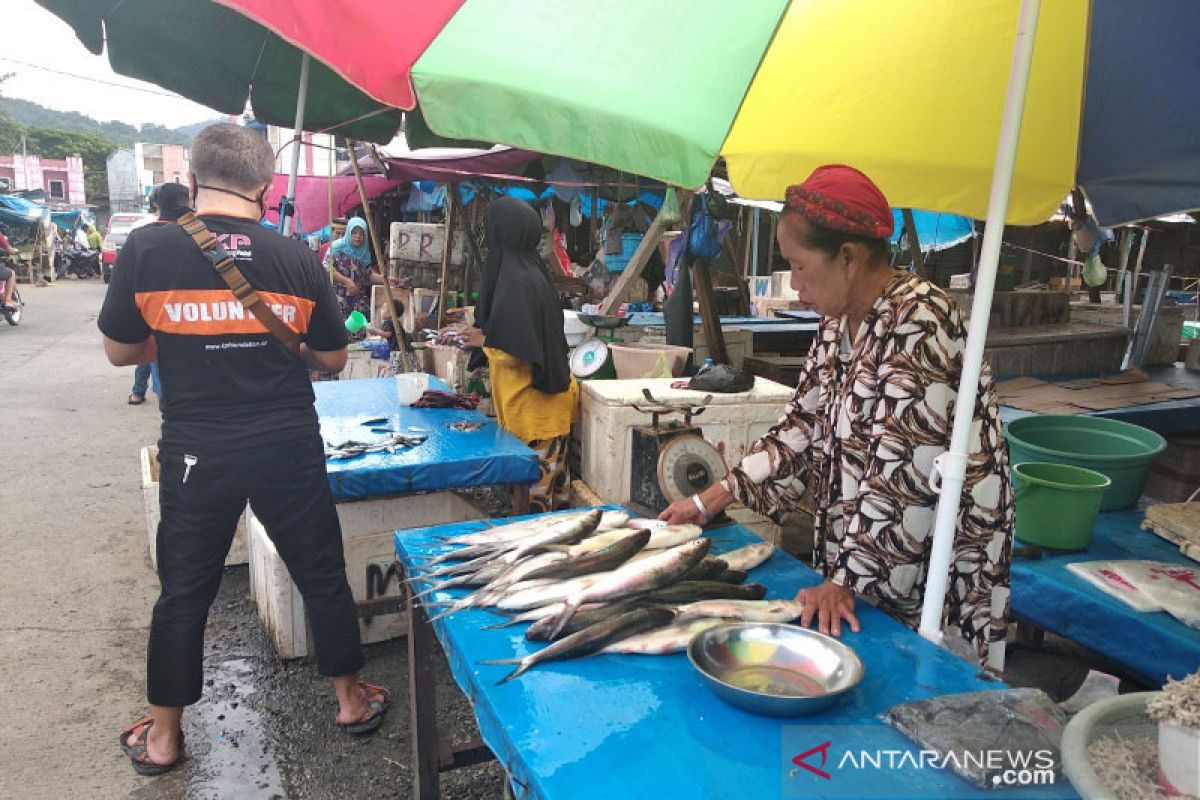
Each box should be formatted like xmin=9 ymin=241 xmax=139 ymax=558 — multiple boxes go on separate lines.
xmin=141 ymin=446 xmax=248 ymax=570
xmin=578 ymin=377 xmax=793 ymax=506
xmin=246 ymin=491 xmax=480 ymax=659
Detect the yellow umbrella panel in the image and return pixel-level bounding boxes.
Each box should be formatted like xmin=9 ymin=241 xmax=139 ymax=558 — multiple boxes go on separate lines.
xmin=722 ymin=0 xmax=1089 ymax=225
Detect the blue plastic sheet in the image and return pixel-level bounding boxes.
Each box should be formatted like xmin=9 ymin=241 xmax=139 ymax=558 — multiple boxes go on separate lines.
xmin=890 ymin=210 xmax=975 ymax=253
xmin=397 ymin=514 xmax=1075 ymax=800
xmin=314 ymin=377 xmax=539 ymax=501
xmin=1011 ymin=510 xmax=1200 ymax=687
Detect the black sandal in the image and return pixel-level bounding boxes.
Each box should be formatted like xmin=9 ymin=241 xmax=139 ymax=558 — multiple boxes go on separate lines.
xmin=335 ymin=683 xmax=391 ymax=735
xmin=128 ymin=393 xmax=146 ymax=405
xmin=119 ymin=716 xmax=183 ymax=776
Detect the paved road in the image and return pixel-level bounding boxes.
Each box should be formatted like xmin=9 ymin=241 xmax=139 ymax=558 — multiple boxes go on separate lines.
xmin=0 ymin=280 xmax=502 ymax=799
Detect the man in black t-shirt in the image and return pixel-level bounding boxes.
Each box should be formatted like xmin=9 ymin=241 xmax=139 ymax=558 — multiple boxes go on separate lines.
xmin=99 ymin=124 xmax=389 ymax=776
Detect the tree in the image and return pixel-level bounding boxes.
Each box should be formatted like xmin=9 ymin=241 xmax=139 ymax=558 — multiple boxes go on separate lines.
xmin=0 ymin=73 xmax=22 ymax=154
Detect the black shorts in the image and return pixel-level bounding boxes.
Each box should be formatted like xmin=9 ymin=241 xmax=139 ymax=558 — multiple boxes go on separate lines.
xmin=0 ymin=263 xmax=12 ymax=282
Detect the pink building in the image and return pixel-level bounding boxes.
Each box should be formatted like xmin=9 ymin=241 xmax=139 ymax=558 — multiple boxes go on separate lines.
xmin=0 ymin=153 xmax=87 ymax=204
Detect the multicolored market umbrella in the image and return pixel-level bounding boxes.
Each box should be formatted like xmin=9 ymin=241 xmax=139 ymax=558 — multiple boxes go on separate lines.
xmin=43 ymin=1 xmax=1200 ymax=227
xmin=41 ymin=0 xmax=1200 ymax=667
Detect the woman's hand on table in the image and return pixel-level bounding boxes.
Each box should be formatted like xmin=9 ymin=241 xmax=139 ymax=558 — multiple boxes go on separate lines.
xmin=796 ymin=580 xmax=860 ymax=638
xmin=658 ymin=497 xmax=709 ymax=526
xmin=658 ymin=481 xmax=734 ymax=525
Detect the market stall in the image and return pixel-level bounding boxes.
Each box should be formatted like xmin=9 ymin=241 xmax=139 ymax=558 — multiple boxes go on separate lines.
xmin=395 ymin=513 xmax=1077 ymax=800
xmin=245 ymin=376 xmax=539 ymax=658
xmin=1011 ymin=510 xmax=1200 ymax=688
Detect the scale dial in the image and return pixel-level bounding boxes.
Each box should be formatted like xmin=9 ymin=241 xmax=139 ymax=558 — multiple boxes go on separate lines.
xmin=656 ymin=434 xmax=726 ymax=503
xmin=570 ymin=338 xmax=610 ymax=378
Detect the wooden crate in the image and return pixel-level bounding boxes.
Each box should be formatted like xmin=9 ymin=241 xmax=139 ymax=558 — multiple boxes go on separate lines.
xmin=246 ymin=491 xmax=482 ymax=659
xmin=141 ymin=446 xmax=248 ymax=570
xmin=743 ymin=355 xmax=807 ymax=389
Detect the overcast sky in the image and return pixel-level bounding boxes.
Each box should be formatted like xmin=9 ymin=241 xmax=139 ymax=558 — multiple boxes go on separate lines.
xmin=3 ymin=0 xmax=221 ymax=129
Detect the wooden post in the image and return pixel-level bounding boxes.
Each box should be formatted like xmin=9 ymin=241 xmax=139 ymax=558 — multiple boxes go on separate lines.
xmin=435 ymin=190 xmax=456 ymax=329
xmin=405 ymin=579 xmax=441 ymax=800
xmin=1021 ymin=228 xmax=1035 ymax=285
xmin=691 ymin=256 xmax=729 ymax=364
xmin=740 ymin=207 xmax=752 ymax=280
xmin=901 ymin=208 xmax=926 ymax=278
xmin=349 ymin=140 xmax=406 ymax=350
xmin=598 ymin=213 xmax=669 ymax=315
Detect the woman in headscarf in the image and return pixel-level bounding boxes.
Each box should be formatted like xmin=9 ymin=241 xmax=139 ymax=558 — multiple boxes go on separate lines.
xmin=451 ymin=197 xmax=578 ymax=513
xmin=660 ymin=165 xmax=1014 ymax=669
xmin=324 ymin=216 xmax=392 ymax=335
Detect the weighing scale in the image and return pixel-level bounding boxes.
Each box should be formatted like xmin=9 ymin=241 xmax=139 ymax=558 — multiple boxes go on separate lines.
xmin=626 ymin=389 xmax=726 ymax=514
xmin=569 ymin=314 xmax=629 ymax=380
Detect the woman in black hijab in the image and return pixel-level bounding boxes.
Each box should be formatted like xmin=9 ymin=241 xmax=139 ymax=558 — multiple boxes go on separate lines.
xmin=453 ymin=197 xmax=578 ymax=512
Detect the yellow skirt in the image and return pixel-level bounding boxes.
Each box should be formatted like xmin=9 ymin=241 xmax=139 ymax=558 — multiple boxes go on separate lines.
xmin=485 ymin=347 xmax=579 ymax=512
xmin=484 ymin=347 xmax=578 ymax=443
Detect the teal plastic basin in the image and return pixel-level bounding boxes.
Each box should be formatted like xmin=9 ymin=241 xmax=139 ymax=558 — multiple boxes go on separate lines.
xmin=1005 ymin=415 xmax=1166 ymax=511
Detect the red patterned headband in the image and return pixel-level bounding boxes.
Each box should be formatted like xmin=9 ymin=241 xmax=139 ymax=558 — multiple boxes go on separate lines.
xmin=784 ymin=165 xmax=894 ymax=239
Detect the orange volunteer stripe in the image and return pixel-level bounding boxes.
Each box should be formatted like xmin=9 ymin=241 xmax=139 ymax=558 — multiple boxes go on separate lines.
xmin=135 ymin=289 xmax=315 ymax=336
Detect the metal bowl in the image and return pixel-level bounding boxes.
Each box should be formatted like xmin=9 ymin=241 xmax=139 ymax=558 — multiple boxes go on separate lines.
xmin=577 ymin=313 xmax=629 ymax=330
xmin=687 ymin=622 xmax=864 ymax=717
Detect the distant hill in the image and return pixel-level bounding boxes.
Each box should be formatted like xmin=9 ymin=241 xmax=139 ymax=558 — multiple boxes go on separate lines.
xmin=0 ymin=98 xmax=219 ymax=147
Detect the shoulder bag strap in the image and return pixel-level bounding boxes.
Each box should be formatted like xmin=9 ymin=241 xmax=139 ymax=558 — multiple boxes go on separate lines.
xmin=176 ymin=212 xmax=302 ymax=357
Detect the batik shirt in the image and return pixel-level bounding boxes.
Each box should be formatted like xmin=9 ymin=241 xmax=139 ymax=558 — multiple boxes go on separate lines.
xmin=722 ymin=271 xmax=1014 ymax=663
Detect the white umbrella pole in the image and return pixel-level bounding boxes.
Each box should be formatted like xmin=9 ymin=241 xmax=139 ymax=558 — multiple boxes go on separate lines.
xmin=280 ymin=53 xmax=311 ymax=237
xmin=918 ymin=0 xmax=1042 ymax=670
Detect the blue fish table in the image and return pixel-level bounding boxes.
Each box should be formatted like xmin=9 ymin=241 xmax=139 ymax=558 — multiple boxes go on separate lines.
xmin=395 ymin=513 xmax=1079 ymax=800
xmin=1010 ymin=510 xmax=1200 ymax=687
xmin=245 ymin=377 xmax=540 ymax=659
xmin=314 ymin=376 xmax=540 ymax=502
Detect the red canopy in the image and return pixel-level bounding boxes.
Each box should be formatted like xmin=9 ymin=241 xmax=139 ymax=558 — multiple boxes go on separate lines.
xmin=264 ymin=173 xmax=399 ymax=235
xmin=216 ymin=0 xmax=464 ymax=110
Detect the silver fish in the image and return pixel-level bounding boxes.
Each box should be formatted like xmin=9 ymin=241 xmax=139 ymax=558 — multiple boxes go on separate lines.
xmin=564 ymin=524 xmax=701 ymax=558
xmin=596 ymin=510 xmax=632 ymax=531
xmin=520 ymin=530 xmax=650 ymax=584
xmin=672 ymin=599 xmax=804 ymax=624
xmin=409 ymin=562 xmax=507 ymax=601
xmin=495 ymin=574 xmax=607 ymax=612
xmin=477 ymin=552 xmax=570 ymax=595
xmin=481 ymin=607 xmax=676 ymax=683
xmin=715 ymin=542 xmax=775 ymax=572
xmin=546 ymin=538 xmax=712 ymax=639
xmin=437 ymin=511 xmax=589 ymax=547
xmin=599 ymin=619 xmax=727 ymax=655
xmin=525 ymin=598 xmax=645 ymax=642
xmin=419 ymin=509 xmax=603 ymax=579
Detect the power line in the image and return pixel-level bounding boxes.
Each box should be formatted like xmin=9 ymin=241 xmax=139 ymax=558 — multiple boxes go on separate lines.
xmin=0 ymin=56 xmax=196 ymax=101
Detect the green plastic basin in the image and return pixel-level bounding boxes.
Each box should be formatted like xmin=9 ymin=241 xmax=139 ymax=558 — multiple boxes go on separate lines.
xmin=1005 ymin=415 xmax=1166 ymax=511
xmin=1012 ymin=462 xmax=1110 ymax=549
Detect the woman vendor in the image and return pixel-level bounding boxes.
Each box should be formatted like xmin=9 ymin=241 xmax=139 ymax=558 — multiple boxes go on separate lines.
xmin=660 ymin=165 xmax=1014 ymax=666
xmin=450 ymin=197 xmax=578 ymax=513
xmin=324 ymin=216 xmax=395 ymax=335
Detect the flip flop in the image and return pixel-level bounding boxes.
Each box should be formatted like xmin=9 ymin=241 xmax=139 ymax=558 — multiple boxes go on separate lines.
xmin=335 ymin=683 xmax=391 ymax=736
xmin=119 ymin=716 xmax=184 ymax=776
xmin=128 ymin=393 xmax=146 ymax=405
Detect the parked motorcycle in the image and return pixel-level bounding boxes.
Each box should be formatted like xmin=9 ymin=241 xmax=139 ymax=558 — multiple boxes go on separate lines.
xmin=60 ymin=240 xmax=101 ymax=279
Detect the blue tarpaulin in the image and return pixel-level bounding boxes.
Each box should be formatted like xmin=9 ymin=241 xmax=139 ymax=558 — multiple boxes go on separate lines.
xmin=314 ymin=377 xmax=539 ymax=501
xmin=891 ymin=210 xmax=975 ymax=253
xmin=1011 ymin=510 xmax=1200 ymax=687
xmin=397 ymin=514 xmax=1076 ymax=800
